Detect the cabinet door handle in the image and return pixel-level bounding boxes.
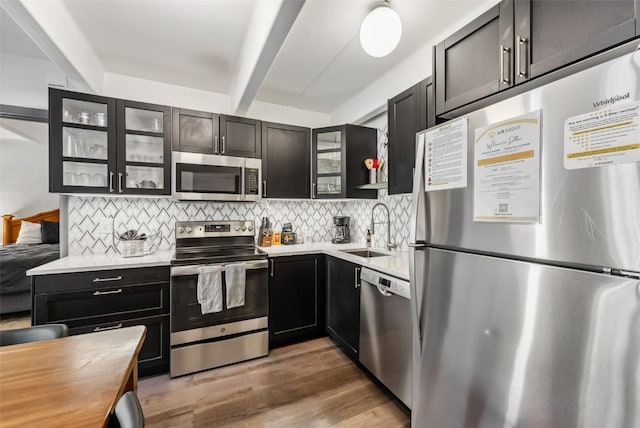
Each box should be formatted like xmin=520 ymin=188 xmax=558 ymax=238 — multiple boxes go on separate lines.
xmin=93 ymin=288 xmax=123 ymax=296
xmin=312 ymin=183 xmax=316 ymax=198
xmin=109 ymin=172 xmax=115 ymax=192
xmin=270 ymin=259 xmax=274 ymax=277
xmin=94 ymin=323 xmax=123 ymax=332
xmin=118 ymin=172 xmax=123 ymax=193
xmin=500 ymin=45 xmax=511 ymax=84
xmin=263 ymin=180 xmax=267 ymax=198
xmin=517 ymin=37 xmax=528 ymax=78
xmin=92 ymin=276 xmax=123 ymax=283
xmin=354 ymin=267 xmax=361 ymax=288
xmin=214 ymin=135 xmax=219 ymax=153
xmin=221 ymin=136 xmax=226 ymax=154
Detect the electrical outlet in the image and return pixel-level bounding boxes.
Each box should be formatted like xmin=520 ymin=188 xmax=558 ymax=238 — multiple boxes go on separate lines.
xmin=98 ymin=218 xmax=112 ymax=237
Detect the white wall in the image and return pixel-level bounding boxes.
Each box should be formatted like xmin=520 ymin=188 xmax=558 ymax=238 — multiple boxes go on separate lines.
xmin=102 ymin=72 xmax=330 ymax=128
xmin=0 ymin=53 xmax=63 ymax=109
xmin=0 ymin=121 xmax=59 ymax=242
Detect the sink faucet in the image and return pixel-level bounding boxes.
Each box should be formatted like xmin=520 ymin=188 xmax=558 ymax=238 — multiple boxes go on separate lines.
xmin=371 ymin=202 xmax=397 ymax=251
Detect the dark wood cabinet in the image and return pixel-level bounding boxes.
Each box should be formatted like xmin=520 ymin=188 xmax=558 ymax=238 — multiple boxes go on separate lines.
xmin=435 ymin=0 xmax=639 ymax=117
xmin=513 ymin=0 xmax=639 ymax=85
xmin=387 ymin=77 xmax=434 ymax=195
xmin=268 ymin=255 xmax=325 ymax=347
xmin=312 ymin=125 xmax=377 ymax=199
xmin=220 ymin=115 xmax=261 ymax=158
xmin=326 ymin=256 xmax=361 ymax=360
xmin=49 ymin=88 xmax=171 ymax=195
xmin=172 ymin=108 xmax=219 ymax=154
xmin=172 ymin=109 xmax=261 ymax=158
xmin=32 ymin=266 xmax=170 ymax=377
xmin=435 ymin=2 xmax=514 ymax=116
xmin=262 ymin=121 xmax=311 ymax=199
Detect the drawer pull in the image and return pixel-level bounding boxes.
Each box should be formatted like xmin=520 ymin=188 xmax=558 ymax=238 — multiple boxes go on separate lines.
xmin=93 ymin=288 xmax=123 ymax=296
xmin=93 ymin=323 xmax=123 ymax=332
xmin=93 ymin=276 xmax=123 ymax=283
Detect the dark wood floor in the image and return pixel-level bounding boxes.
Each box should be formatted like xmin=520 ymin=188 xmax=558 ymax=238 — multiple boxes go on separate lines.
xmin=138 ymin=337 xmax=410 ymax=427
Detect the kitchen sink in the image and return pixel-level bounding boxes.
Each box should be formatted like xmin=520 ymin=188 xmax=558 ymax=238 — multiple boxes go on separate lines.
xmin=339 ymin=248 xmax=389 ymax=258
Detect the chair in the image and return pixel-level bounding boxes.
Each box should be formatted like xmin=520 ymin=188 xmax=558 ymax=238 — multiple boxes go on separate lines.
xmin=0 ymin=324 xmax=68 ymax=346
xmin=113 ymin=391 xmax=145 ymax=428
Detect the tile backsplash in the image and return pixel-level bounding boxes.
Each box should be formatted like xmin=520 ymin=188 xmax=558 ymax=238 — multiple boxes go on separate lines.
xmin=67 ymin=193 xmax=412 ymax=255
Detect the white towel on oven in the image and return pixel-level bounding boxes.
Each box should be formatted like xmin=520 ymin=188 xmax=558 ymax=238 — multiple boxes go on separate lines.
xmin=225 ymin=263 xmax=246 ymax=309
xmin=197 ymin=265 xmax=223 ymax=314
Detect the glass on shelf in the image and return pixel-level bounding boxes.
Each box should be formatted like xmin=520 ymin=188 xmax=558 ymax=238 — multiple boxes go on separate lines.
xmin=62 ymin=127 xmax=108 ymax=160
xmin=317 ymin=131 xmax=342 ymax=150
xmin=126 ymin=165 xmax=164 ymax=190
xmin=125 ymin=108 xmax=163 ymax=133
xmin=126 ymin=134 xmax=164 ymax=163
xmin=63 ymin=161 xmax=108 ymax=187
xmin=317 ymin=176 xmax=341 ymax=195
xmin=317 ymin=151 xmax=341 ymax=174
xmin=62 ymin=99 xmax=108 ymax=127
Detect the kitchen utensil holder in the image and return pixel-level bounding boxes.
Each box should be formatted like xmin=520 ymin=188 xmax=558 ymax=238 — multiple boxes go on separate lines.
xmin=370 ymin=169 xmax=377 ymax=184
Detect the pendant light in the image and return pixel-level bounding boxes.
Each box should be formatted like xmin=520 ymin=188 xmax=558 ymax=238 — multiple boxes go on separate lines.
xmin=359 ymin=1 xmax=402 ymax=58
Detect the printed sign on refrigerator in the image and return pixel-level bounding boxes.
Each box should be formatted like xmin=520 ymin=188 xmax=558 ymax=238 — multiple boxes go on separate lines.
xmin=424 ymin=117 xmax=468 ymax=191
xmin=564 ymin=101 xmax=640 ymax=170
xmin=474 ymin=110 xmax=542 ymax=223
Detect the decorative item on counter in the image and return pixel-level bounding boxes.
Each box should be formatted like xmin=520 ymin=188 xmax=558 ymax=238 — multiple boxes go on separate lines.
xmin=281 ymin=222 xmax=297 ymax=245
xmin=366 ymin=229 xmax=372 ymax=247
xmin=259 ymin=217 xmax=272 ymax=247
xmin=114 ymin=228 xmax=160 ymax=257
xmin=272 ymin=232 xmax=282 ymax=246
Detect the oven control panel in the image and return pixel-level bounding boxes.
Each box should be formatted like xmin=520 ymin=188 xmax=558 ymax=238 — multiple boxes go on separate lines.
xmin=176 ymin=220 xmax=254 ymax=239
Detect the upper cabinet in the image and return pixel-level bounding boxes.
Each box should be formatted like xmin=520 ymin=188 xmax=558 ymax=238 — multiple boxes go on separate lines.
xmin=312 ymin=125 xmax=377 ymax=200
xmin=435 ymin=0 xmax=639 ymax=117
xmin=387 ymin=77 xmax=434 ymax=195
xmin=262 ymin=122 xmax=311 ymax=199
xmin=435 ymin=2 xmax=513 ymax=117
xmin=172 ymin=108 xmax=261 ymax=158
xmin=513 ymin=0 xmax=639 ymax=85
xmin=49 ymin=89 xmax=171 ymax=195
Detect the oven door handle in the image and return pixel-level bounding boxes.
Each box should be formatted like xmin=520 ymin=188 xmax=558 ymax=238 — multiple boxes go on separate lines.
xmin=171 ymin=259 xmax=268 ymax=277
xmin=241 ymin=159 xmax=246 ymax=201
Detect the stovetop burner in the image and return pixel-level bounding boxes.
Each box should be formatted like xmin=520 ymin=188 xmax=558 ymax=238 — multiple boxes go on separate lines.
xmin=172 ymin=246 xmax=268 ymax=266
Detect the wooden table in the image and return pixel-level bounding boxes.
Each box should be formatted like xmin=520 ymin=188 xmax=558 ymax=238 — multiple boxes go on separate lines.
xmin=0 ymin=325 xmax=146 ymax=428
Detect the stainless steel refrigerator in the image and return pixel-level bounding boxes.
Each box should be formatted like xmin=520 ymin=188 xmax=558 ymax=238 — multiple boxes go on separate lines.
xmin=409 ymin=46 xmax=640 ymax=427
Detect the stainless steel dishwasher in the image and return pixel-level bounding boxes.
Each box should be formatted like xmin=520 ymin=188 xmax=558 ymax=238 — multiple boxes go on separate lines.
xmin=359 ymin=267 xmax=411 ymax=409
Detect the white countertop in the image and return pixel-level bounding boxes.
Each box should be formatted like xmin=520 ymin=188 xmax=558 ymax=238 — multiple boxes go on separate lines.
xmin=27 ymin=243 xmax=410 ymax=280
xmin=259 ymin=242 xmax=410 ymax=280
xmin=26 ymin=250 xmax=174 ymax=276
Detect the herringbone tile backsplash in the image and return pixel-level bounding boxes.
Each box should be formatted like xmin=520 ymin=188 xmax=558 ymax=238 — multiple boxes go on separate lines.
xmin=68 ymin=193 xmax=412 ymax=255
xmin=68 ymin=119 xmax=414 ymax=255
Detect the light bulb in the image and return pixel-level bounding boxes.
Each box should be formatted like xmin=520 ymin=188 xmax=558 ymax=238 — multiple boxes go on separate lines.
xmin=359 ymin=4 xmax=402 ymax=58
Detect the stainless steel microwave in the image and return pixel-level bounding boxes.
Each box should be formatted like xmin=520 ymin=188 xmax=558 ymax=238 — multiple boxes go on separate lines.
xmin=172 ymin=152 xmax=261 ymax=201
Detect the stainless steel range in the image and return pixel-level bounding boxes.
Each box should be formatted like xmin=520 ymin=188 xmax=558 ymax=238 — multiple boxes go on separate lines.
xmin=170 ymin=220 xmax=269 ymax=377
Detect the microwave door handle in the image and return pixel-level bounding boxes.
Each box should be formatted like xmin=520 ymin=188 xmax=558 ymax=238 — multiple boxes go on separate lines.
xmin=241 ymin=161 xmax=246 ymax=201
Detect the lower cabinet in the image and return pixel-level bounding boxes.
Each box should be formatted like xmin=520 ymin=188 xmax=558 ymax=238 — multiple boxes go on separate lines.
xmin=268 ymin=255 xmax=325 ymax=347
xmin=326 ymin=256 xmax=361 ymax=360
xmin=31 ymin=266 xmax=170 ymax=377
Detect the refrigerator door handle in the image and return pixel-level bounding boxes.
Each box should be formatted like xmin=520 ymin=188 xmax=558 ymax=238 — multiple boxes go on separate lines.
xmin=410 ymin=133 xmax=427 ymax=354
xmin=409 ymin=132 xmax=426 ymax=245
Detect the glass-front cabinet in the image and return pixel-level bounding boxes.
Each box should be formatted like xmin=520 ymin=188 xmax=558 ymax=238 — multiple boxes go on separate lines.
xmin=49 ymin=89 xmax=170 ymax=195
xmin=312 ymin=125 xmax=377 ymax=199
xmin=314 ymin=130 xmax=343 ymax=197
xmin=117 ymin=100 xmax=171 ymax=195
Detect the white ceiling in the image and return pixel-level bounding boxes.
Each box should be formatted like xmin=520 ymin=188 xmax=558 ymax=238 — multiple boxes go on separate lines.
xmin=3 ymin=0 xmax=494 ymax=116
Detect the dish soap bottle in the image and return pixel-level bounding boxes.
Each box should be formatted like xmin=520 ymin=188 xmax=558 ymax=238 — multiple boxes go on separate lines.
xmin=366 ymin=229 xmax=372 ymax=247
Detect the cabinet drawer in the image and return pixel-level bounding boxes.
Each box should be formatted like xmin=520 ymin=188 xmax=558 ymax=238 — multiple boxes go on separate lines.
xmin=33 ymin=266 xmax=169 ymax=294
xmin=68 ymin=315 xmax=169 ymax=377
xmin=34 ymin=281 xmax=169 ymax=325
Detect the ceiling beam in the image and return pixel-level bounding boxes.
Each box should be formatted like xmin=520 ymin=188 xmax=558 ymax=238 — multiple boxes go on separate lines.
xmin=1 ymin=0 xmax=104 ymax=94
xmin=229 ymin=0 xmax=305 ymax=115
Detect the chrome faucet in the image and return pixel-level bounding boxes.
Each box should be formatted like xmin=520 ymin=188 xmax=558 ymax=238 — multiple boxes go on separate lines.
xmin=371 ymin=202 xmax=397 ymax=251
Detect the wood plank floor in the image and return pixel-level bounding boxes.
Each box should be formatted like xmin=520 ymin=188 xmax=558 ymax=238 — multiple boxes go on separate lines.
xmin=138 ymin=337 xmax=410 ymax=427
